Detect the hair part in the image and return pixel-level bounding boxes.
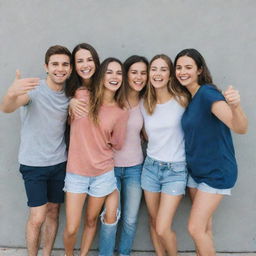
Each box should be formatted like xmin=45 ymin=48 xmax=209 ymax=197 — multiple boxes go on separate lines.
xmin=45 ymin=45 xmax=71 ymax=65
xmin=65 ymin=43 xmax=100 ymax=97
xmin=89 ymin=57 xmax=126 ymax=123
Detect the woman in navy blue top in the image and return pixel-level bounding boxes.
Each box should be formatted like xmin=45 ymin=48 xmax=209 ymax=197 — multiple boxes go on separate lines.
xmin=174 ymin=48 xmax=248 ymax=256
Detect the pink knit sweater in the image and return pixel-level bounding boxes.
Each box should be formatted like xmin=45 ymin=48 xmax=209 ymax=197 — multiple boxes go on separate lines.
xmin=67 ymin=89 xmax=129 ymax=176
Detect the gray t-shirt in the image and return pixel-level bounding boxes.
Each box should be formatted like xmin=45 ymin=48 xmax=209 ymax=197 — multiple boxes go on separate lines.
xmin=19 ymin=79 xmax=69 ymax=166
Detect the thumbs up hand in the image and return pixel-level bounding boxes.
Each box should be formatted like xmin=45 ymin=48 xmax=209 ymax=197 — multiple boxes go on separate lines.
xmin=223 ymin=85 xmax=240 ymax=109
xmin=7 ymin=70 xmax=40 ymax=98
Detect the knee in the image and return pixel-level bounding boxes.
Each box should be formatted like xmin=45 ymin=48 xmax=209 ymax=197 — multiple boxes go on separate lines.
xmin=156 ymin=225 xmax=173 ymax=239
xmin=85 ymin=216 xmax=98 ymax=229
xmin=123 ymin=215 xmax=137 ymax=227
xmin=104 ymin=213 xmax=118 ymax=224
xmin=46 ymin=203 xmax=60 ymax=220
xmin=101 ymin=209 xmax=120 ymax=225
xmin=155 ymin=226 xmax=165 ymax=238
xmin=188 ymin=220 xmax=200 ymax=239
xmin=65 ymin=224 xmax=79 ymax=237
xmin=29 ymin=214 xmax=45 ymax=228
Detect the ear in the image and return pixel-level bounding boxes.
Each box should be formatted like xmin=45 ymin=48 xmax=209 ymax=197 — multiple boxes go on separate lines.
xmin=44 ymin=64 xmax=49 ymax=74
xmin=197 ymin=67 xmax=202 ymax=76
xmin=69 ymin=65 xmax=73 ymax=74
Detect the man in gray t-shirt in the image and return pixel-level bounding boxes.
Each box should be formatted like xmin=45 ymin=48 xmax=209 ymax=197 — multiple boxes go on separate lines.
xmin=0 ymin=45 xmax=72 ymax=256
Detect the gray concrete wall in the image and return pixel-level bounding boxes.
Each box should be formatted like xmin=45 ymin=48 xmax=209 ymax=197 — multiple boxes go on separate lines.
xmin=0 ymin=0 xmax=255 ymax=252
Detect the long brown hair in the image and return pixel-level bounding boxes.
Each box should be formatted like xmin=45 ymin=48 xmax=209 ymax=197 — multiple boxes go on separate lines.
xmin=89 ymin=58 xmax=126 ymax=123
xmin=174 ymin=48 xmax=217 ymax=102
xmin=144 ymin=54 xmax=189 ymax=115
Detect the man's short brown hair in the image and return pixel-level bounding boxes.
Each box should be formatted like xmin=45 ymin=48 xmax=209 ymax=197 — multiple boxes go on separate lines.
xmin=45 ymin=45 xmax=71 ymax=64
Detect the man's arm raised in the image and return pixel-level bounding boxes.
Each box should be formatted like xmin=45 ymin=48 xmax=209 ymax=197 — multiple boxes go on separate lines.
xmin=0 ymin=70 xmax=39 ymax=113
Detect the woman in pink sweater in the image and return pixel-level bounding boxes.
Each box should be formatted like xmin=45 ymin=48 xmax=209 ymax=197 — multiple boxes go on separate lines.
xmin=64 ymin=57 xmax=129 ymax=256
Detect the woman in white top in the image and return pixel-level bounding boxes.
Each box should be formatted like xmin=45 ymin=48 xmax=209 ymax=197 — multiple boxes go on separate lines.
xmin=140 ymin=54 xmax=189 ymax=256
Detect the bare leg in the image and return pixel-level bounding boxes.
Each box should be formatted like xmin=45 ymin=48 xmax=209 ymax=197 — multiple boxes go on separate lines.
xmin=189 ymin=188 xmax=212 ymax=256
xmin=80 ymin=196 xmax=106 ymax=256
xmin=41 ymin=203 xmax=61 ymax=256
xmin=156 ymin=193 xmax=183 ymax=256
xmin=26 ymin=204 xmax=47 ymax=256
xmin=188 ymin=190 xmax=223 ymax=256
xmin=63 ymin=192 xmax=87 ymax=256
xmin=104 ymin=189 xmax=119 ymax=223
xmin=144 ymin=190 xmax=166 ymax=256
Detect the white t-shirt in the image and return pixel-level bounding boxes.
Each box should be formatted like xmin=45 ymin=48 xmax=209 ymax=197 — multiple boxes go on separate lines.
xmin=140 ymin=98 xmax=185 ymax=162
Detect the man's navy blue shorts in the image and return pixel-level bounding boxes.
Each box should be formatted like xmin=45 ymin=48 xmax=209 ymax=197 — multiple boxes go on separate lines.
xmin=19 ymin=161 xmax=66 ymax=207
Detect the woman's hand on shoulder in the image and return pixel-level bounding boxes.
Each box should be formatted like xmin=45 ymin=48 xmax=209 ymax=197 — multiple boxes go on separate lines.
xmin=69 ymin=98 xmax=88 ymax=118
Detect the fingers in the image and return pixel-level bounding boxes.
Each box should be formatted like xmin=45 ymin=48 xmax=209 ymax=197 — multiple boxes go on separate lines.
xmin=9 ymin=77 xmax=40 ymax=97
xmin=20 ymin=78 xmax=40 ymax=86
xmin=224 ymin=85 xmax=240 ymax=107
xmin=69 ymin=98 xmax=88 ymax=118
xmin=15 ymin=69 xmax=21 ymax=80
xmin=73 ymin=103 xmax=89 ymax=117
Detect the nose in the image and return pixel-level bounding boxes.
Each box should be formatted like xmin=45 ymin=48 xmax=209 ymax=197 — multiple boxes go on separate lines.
xmin=179 ymin=67 xmax=186 ymax=74
xmin=155 ymin=69 xmax=161 ymax=76
xmin=57 ymin=64 xmax=64 ymax=71
xmin=136 ymin=73 xmax=142 ymax=79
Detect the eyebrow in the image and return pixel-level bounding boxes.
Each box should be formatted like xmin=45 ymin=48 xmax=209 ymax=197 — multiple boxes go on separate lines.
xmin=151 ymin=66 xmax=168 ymax=69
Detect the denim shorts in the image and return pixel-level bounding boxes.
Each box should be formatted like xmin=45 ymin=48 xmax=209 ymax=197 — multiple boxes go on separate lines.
xmin=19 ymin=161 xmax=66 ymax=207
xmin=187 ymin=175 xmax=231 ymax=195
xmin=63 ymin=170 xmax=117 ymax=197
xmin=141 ymin=156 xmax=187 ymax=196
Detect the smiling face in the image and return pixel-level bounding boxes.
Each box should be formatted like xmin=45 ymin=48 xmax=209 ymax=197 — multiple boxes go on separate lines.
xmin=75 ymin=49 xmax=96 ymax=81
xmin=128 ymin=62 xmax=147 ymax=92
xmin=175 ymin=56 xmax=202 ymax=89
xmin=103 ymin=61 xmax=123 ymax=92
xmin=45 ymin=54 xmax=71 ymax=86
xmin=149 ymin=58 xmax=170 ymax=89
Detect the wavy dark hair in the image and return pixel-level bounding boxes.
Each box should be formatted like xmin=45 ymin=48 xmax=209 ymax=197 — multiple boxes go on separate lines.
xmin=89 ymin=58 xmax=126 ymax=123
xmin=123 ymin=55 xmax=149 ymax=100
xmin=174 ymin=48 xmax=218 ymax=101
xmin=65 ymin=43 xmax=100 ymax=97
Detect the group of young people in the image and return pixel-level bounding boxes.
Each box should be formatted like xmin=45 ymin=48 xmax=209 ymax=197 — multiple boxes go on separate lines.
xmin=0 ymin=43 xmax=248 ymax=256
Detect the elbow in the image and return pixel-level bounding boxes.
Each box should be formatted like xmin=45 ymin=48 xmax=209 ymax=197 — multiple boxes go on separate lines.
xmin=1 ymin=106 xmax=14 ymax=113
xmin=113 ymin=145 xmax=122 ymax=151
xmin=233 ymin=123 xmax=248 ymax=134
xmin=236 ymin=127 xmax=248 ymax=134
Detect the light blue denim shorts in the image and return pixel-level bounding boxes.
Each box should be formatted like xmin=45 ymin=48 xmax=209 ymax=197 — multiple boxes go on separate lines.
xmin=187 ymin=175 xmax=231 ymax=195
xmin=141 ymin=156 xmax=188 ymax=196
xmin=63 ymin=170 xmax=117 ymax=197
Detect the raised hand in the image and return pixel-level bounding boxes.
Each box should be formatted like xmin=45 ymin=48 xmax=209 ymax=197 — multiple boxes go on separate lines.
xmin=223 ymin=85 xmax=240 ymax=109
xmin=7 ymin=70 xmax=40 ymax=98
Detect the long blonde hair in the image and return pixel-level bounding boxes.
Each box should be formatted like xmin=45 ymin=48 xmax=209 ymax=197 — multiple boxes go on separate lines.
xmin=144 ymin=54 xmax=189 ymax=115
xmin=89 ymin=58 xmax=126 ymax=123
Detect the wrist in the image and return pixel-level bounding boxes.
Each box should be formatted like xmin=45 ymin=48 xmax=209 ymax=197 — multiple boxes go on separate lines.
xmin=7 ymin=88 xmax=18 ymax=99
